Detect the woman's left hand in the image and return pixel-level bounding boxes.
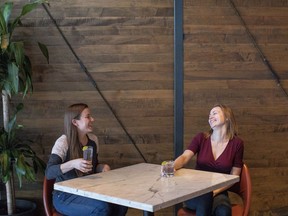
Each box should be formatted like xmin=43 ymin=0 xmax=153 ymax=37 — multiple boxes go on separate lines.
xmin=96 ymin=163 xmax=111 ymax=172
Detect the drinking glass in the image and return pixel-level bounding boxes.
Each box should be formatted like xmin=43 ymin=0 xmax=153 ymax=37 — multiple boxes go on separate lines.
xmin=161 ymin=160 xmax=174 ymax=177
xmin=83 ymin=146 xmax=93 ymax=161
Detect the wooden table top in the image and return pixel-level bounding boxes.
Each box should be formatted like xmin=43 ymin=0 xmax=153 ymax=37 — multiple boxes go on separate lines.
xmin=54 ymin=163 xmax=239 ymax=212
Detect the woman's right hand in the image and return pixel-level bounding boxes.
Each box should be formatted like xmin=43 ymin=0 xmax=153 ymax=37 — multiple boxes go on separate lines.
xmin=74 ymin=158 xmax=93 ymax=173
xmin=60 ymin=158 xmax=93 ymax=174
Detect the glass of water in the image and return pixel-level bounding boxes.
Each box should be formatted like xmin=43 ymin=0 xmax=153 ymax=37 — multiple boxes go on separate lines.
xmin=161 ymin=160 xmax=174 ymax=177
xmin=83 ymin=146 xmax=93 ymax=161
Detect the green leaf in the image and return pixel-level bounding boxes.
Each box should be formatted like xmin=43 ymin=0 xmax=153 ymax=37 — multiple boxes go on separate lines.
xmin=11 ymin=42 xmax=25 ymax=67
xmin=38 ymin=42 xmax=49 ymax=64
xmin=21 ymin=4 xmax=38 ymax=17
xmin=21 ymin=1 xmax=45 ymax=17
xmin=0 ymin=2 xmax=13 ymax=35
xmin=24 ymin=164 xmax=35 ymax=181
xmin=2 ymin=171 xmax=11 ymax=183
xmin=22 ymin=56 xmax=33 ymax=96
xmin=9 ymin=1 xmax=48 ymax=35
xmin=1 ymin=1 xmax=48 ymax=98
xmin=3 ymin=81 xmax=12 ymax=97
xmin=33 ymin=156 xmax=46 ymax=172
xmin=0 ymin=130 xmax=7 ymax=148
xmin=8 ymin=62 xmax=19 ymax=94
xmin=0 ymin=151 xmax=10 ymax=181
xmin=15 ymin=154 xmax=26 ymax=176
xmin=9 ymin=3 xmax=37 ymax=34
xmin=1 ymin=2 xmax=12 ymax=24
xmin=15 ymin=170 xmax=23 ymax=188
xmin=7 ymin=113 xmax=16 ymax=134
xmin=0 ymin=13 xmax=6 ymax=35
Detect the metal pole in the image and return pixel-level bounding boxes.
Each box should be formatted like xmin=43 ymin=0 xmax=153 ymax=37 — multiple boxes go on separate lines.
xmin=174 ymin=0 xmax=184 ymax=215
xmin=174 ymin=0 xmax=184 ymax=159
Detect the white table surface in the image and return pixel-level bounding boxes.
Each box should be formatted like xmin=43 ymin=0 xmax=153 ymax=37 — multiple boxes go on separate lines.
xmin=54 ymin=163 xmax=239 ymax=213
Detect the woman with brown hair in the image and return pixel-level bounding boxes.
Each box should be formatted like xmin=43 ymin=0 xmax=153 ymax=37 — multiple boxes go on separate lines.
xmin=174 ymin=104 xmax=244 ymax=216
xmin=45 ymin=103 xmax=127 ymax=216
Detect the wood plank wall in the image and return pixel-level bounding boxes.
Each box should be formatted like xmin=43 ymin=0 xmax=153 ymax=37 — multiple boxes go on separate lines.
xmin=1 ymin=0 xmax=287 ymax=215
xmin=183 ymin=1 xmax=288 ymax=215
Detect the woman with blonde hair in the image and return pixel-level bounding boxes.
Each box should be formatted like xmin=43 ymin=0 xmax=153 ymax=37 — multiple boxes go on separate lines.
xmin=174 ymin=104 xmax=244 ymax=216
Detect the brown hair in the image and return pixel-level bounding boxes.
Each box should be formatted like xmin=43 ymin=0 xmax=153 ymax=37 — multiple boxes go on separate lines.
xmin=205 ymin=104 xmax=238 ymax=140
xmin=64 ymin=103 xmax=88 ymax=169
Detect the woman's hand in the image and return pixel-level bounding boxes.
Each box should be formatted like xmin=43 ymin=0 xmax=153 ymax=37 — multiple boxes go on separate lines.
xmin=74 ymin=158 xmax=93 ymax=173
xmin=96 ymin=164 xmax=111 ymax=172
xmin=60 ymin=158 xmax=92 ymax=174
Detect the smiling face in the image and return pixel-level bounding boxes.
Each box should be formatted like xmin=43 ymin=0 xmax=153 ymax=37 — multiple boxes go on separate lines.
xmin=73 ymin=108 xmax=95 ymax=134
xmin=208 ymin=106 xmax=226 ymax=129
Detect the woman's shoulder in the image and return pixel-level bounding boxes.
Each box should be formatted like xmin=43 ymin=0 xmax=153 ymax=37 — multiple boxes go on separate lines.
xmin=51 ymin=135 xmax=69 ymax=161
xmin=55 ymin=134 xmax=67 ymax=142
xmin=230 ymin=136 xmax=244 ymax=149
xmin=232 ymin=135 xmax=244 ymax=144
xmin=190 ymin=132 xmax=209 ymax=144
xmin=194 ymin=132 xmax=207 ymax=140
xmin=87 ymin=133 xmax=98 ymax=143
xmin=87 ymin=133 xmax=99 ymax=152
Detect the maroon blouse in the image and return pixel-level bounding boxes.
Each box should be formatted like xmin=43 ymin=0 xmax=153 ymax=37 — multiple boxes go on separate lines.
xmin=187 ymin=133 xmax=244 ymax=174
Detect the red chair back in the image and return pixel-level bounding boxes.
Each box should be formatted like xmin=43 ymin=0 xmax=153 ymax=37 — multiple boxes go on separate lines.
xmin=229 ymin=163 xmax=252 ymax=216
xmin=177 ymin=163 xmax=252 ymax=216
xmin=43 ymin=176 xmax=63 ymax=216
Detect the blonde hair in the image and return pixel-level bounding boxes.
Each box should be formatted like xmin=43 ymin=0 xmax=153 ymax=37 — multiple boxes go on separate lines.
xmin=205 ymin=104 xmax=238 ymax=140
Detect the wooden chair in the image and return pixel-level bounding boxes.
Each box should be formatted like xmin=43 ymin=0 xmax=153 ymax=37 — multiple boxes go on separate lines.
xmin=43 ymin=176 xmax=63 ymax=216
xmin=177 ymin=164 xmax=252 ymax=216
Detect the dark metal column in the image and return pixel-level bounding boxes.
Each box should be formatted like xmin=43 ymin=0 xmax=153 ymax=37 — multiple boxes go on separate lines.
xmin=174 ymin=0 xmax=184 ymax=159
xmin=174 ymin=0 xmax=184 ymax=215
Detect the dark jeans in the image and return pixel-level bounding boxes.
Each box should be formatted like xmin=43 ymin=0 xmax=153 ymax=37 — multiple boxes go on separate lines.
xmin=184 ymin=191 xmax=231 ymax=216
xmin=53 ymin=191 xmax=128 ymax=216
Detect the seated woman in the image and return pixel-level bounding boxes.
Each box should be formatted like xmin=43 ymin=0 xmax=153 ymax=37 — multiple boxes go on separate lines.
xmin=174 ymin=104 xmax=244 ymax=216
xmin=45 ymin=103 xmax=127 ymax=216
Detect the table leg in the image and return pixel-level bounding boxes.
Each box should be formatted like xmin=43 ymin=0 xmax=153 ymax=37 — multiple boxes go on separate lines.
xmin=143 ymin=211 xmax=154 ymax=216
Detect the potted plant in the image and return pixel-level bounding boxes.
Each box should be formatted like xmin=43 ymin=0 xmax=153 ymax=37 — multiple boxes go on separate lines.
xmin=0 ymin=0 xmax=49 ymax=215
xmin=0 ymin=105 xmax=47 ymax=215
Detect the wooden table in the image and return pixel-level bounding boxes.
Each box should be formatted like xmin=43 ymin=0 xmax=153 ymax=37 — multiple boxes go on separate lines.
xmin=54 ymin=163 xmax=239 ymax=216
